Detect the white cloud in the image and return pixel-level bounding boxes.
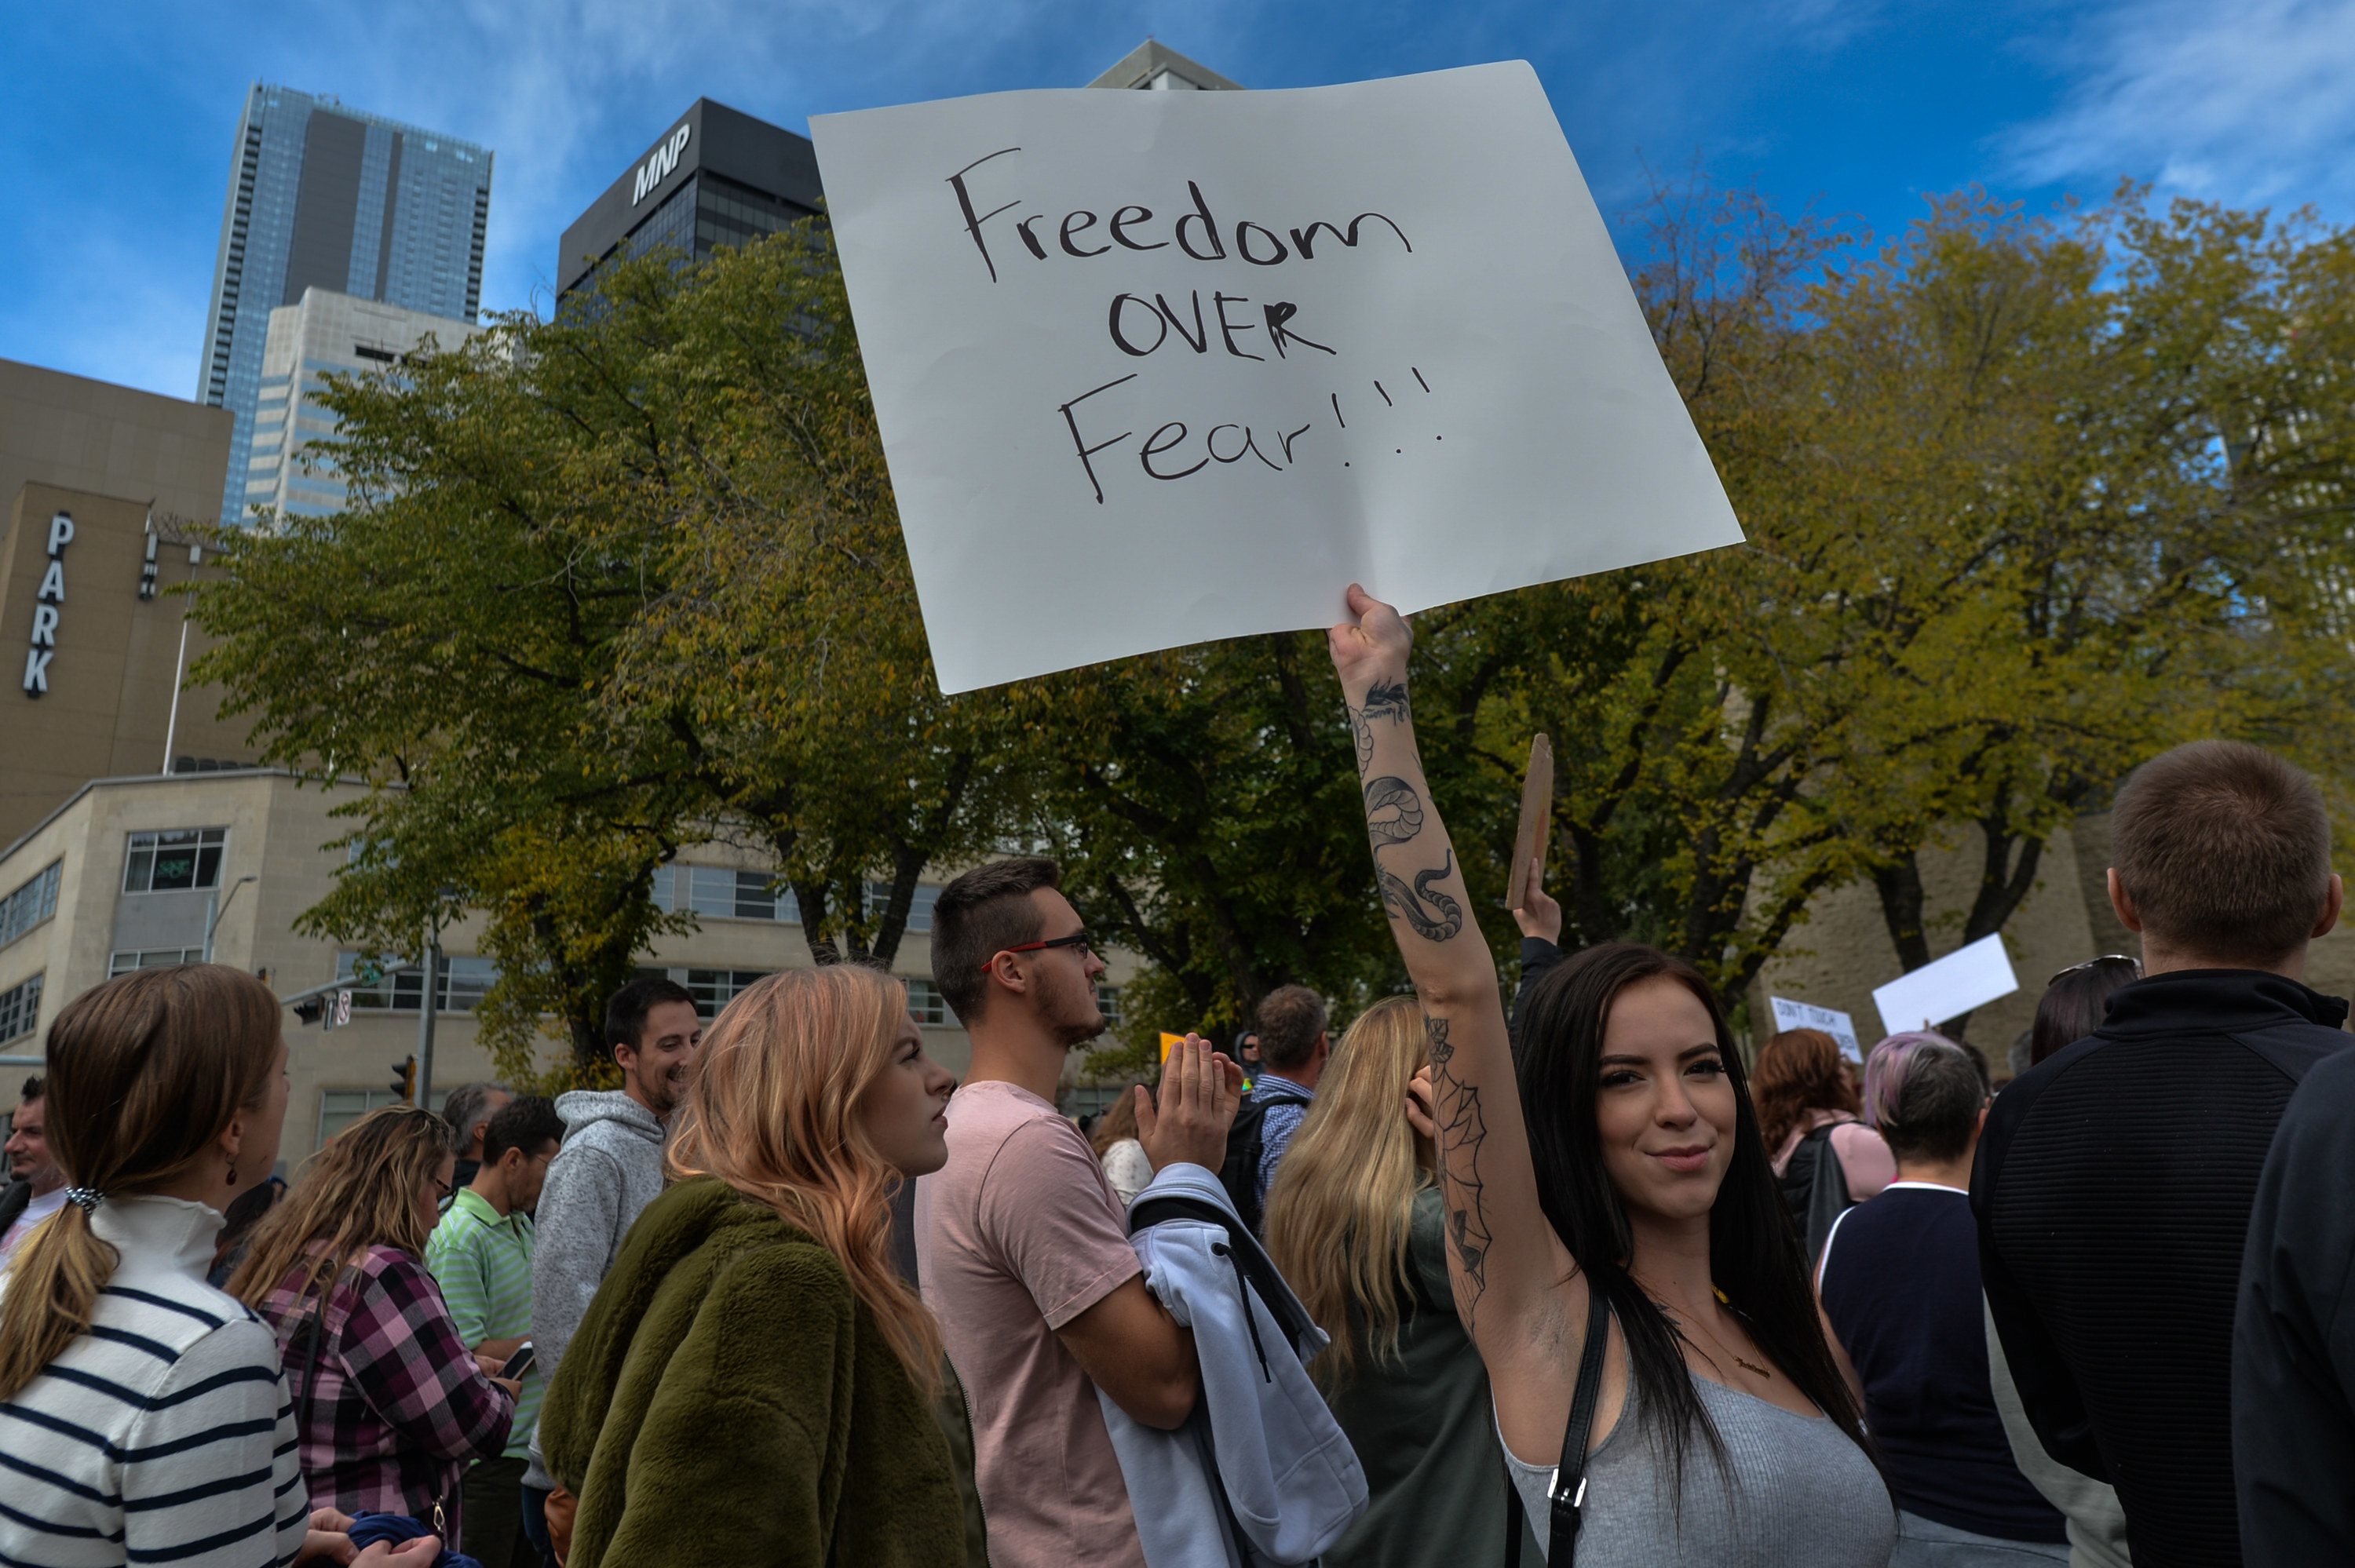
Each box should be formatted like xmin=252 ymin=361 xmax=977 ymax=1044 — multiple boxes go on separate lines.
xmin=1998 ymin=0 xmax=2355 ymax=207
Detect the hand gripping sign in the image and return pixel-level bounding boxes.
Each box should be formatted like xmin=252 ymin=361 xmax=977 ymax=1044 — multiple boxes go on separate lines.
xmin=812 ymin=61 xmax=1744 ymax=694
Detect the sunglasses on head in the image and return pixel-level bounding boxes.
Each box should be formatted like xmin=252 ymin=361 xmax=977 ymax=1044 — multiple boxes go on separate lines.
xmin=2048 ymin=954 xmax=2141 ymax=986
xmin=984 ymin=929 xmax=1094 ymax=970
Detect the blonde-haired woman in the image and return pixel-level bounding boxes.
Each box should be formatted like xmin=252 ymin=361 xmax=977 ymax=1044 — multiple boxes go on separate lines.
xmin=0 ymin=965 xmax=438 ymax=1568
xmin=232 ymin=1103 xmax=516 ymax=1547
xmin=1091 ymin=1081 xmax=1154 ymax=1205
xmin=1265 ymin=995 xmax=1535 ymax=1566
xmin=539 ymin=963 xmax=986 ymax=1568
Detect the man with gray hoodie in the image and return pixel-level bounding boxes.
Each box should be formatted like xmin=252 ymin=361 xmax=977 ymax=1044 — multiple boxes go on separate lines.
xmin=520 ymin=975 xmax=701 ymax=1564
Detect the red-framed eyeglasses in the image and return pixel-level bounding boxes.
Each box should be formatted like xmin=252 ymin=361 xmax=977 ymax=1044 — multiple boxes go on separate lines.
xmin=986 ymin=930 xmax=1095 ymax=968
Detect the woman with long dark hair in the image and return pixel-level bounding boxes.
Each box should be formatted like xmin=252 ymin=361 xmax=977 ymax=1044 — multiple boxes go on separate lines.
xmin=1329 ymin=587 xmax=1891 ymax=1564
xmin=2028 ymin=957 xmax=2140 ymax=1068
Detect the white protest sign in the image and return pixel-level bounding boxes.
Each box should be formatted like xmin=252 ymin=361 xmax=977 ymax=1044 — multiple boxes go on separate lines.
xmin=1871 ymin=933 xmax=2020 ymax=1038
xmin=811 ymin=62 xmax=1745 ymax=693
xmin=1769 ymin=996 xmax=1864 ymax=1064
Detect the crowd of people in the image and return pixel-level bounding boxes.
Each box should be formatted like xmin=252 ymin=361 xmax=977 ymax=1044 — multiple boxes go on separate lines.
xmin=5 ymin=586 xmax=2355 ymax=1566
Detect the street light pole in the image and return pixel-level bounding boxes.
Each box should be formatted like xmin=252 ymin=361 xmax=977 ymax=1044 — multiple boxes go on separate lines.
xmin=414 ymin=928 xmax=440 ymax=1114
xmin=414 ymin=887 xmax=458 ymax=1114
xmin=203 ymin=875 xmax=258 ymax=965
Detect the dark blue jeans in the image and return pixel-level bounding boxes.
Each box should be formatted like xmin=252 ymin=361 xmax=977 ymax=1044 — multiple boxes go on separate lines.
xmin=520 ymin=1485 xmax=560 ymax=1568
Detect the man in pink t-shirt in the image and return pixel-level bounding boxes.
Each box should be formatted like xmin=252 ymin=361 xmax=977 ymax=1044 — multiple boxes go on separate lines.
xmin=918 ymin=857 xmax=1238 ymax=1568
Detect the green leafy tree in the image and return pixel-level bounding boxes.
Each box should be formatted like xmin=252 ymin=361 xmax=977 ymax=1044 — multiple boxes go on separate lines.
xmin=195 ymin=225 xmax=1019 ymax=1083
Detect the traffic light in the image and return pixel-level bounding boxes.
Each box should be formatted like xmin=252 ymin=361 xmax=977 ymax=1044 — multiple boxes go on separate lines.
xmin=292 ymin=997 xmax=325 ymax=1026
xmin=389 ymin=1055 xmax=417 ymax=1102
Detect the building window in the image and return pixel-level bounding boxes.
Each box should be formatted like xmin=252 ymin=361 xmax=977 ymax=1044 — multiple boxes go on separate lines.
xmin=334 ymin=952 xmax=498 ymax=1012
xmin=319 ymin=1088 xmax=406 ymax=1147
xmin=865 ymin=882 xmax=941 ymax=933
xmin=0 ymin=862 xmax=62 ymax=948
xmin=683 ymin=968 xmax=772 ymax=1014
xmin=1097 ymin=984 xmax=1122 ymax=1023
xmin=109 ymin=948 xmax=203 ymax=976
xmin=0 ymin=974 xmax=42 ymax=1044
xmin=122 ymin=829 xmax=228 ymax=893
xmin=651 ymin=866 xmax=800 ymax=923
xmin=633 ymin=966 xmax=774 ymax=1016
xmin=906 ymin=978 xmax=949 ymax=1025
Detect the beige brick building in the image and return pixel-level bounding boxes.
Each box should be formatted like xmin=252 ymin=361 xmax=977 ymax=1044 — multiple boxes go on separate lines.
xmin=0 ymin=768 xmax=1116 ymax=1161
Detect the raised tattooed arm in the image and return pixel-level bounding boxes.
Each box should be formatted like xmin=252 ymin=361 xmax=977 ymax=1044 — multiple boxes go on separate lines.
xmin=1327 ymin=586 xmax=1579 ymax=1390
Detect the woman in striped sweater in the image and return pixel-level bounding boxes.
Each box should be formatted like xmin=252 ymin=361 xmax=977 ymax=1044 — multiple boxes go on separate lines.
xmin=0 ymin=964 xmax=440 ymax=1568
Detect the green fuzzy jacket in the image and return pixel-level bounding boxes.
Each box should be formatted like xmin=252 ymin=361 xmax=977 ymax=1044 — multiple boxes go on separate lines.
xmin=540 ymin=1176 xmax=986 ymax=1568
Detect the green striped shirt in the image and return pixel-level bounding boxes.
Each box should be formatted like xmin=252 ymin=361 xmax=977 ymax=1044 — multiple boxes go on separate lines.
xmin=425 ymin=1186 xmax=542 ymax=1459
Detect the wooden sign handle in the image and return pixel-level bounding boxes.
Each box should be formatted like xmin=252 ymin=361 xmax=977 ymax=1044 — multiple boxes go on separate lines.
xmin=1506 ymin=733 xmax=1554 ymax=913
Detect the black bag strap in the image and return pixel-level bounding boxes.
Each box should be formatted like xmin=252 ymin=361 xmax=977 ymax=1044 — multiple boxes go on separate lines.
xmin=1505 ymin=1293 xmax=1612 ymax=1566
xmin=1125 ymin=1191 xmax=1319 ymax=1353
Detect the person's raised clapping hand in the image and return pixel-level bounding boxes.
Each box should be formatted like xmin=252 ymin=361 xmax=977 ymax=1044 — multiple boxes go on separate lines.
xmin=1327 ymin=582 xmax=1412 ymax=691
xmin=1137 ymin=1035 xmax=1242 ymax=1173
xmin=1513 ymin=855 xmax=1562 ymax=944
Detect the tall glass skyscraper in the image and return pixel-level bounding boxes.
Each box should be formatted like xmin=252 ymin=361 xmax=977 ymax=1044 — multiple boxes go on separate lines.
xmin=196 ymin=84 xmax=493 ymax=522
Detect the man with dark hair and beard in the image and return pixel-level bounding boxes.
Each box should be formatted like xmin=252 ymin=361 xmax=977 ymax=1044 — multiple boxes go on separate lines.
xmin=524 ymin=977 xmax=701 ymax=1564
xmin=918 ymin=858 xmax=1239 ymax=1568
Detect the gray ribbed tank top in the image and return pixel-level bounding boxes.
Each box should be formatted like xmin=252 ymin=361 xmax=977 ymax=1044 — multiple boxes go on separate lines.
xmin=1498 ymin=1372 xmax=1895 ymax=1565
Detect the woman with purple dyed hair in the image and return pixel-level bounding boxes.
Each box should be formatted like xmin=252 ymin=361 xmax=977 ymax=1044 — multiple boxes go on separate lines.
xmin=1816 ymin=1034 xmax=2070 ymax=1566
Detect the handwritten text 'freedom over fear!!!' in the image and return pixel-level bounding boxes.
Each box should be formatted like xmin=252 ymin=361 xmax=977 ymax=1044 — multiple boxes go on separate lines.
xmin=946 ymin=147 xmax=1436 ymax=504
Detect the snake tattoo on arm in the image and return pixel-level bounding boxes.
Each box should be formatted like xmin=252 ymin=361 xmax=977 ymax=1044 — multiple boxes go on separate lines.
xmin=1364 ymin=774 xmax=1466 ymax=942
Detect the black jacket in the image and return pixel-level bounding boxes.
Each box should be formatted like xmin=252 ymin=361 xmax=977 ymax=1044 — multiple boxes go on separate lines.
xmin=1973 ymin=968 xmax=2351 ymax=1568
xmin=2235 ymin=1041 xmax=2355 ymax=1563
xmin=0 ymin=1177 xmax=28 ymax=1239
xmin=1510 ymin=936 xmax=1561 ymax=1042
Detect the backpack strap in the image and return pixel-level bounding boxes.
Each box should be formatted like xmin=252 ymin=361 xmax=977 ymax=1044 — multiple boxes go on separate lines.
xmin=1126 ymin=1191 xmax=1318 ymax=1353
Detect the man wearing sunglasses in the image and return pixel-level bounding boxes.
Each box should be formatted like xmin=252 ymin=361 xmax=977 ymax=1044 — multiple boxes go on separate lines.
xmin=918 ymin=857 xmax=1240 ymax=1568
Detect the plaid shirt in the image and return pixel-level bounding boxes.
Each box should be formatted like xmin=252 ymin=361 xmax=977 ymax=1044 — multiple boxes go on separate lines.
xmin=260 ymin=1243 xmax=514 ymax=1548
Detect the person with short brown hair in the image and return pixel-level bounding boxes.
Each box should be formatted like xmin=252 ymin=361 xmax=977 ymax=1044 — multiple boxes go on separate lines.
xmin=918 ymin=858 xmax=1238 ymax=1568
xmin=1244 ymin=984 xmax=1331 ymax=1216
xmin=1975 ymin=738 xmax=2350 ymax=1568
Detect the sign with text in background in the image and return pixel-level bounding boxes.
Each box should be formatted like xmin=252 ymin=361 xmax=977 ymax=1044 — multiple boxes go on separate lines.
xmin=1768 ymin=997 xmax=1864 ymax=1065
xmin=812 ymin=62 xmax=1745 ymax=693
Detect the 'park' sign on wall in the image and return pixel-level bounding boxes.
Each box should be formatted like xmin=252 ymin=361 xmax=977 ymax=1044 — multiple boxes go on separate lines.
xmin=812 ymin=62 xmax=1743 ymax=694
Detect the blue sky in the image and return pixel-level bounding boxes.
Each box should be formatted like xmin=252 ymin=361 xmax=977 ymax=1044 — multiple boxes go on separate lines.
xmin=7 ymin=0 xmax=2352 ymax=400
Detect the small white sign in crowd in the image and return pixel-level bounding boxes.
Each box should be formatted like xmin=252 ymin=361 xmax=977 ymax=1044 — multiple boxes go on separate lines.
xmin=1773 ymin=934 xmax=2024 ymax=1070
xmin=813 ymin=61 xmax=1744 ymax=693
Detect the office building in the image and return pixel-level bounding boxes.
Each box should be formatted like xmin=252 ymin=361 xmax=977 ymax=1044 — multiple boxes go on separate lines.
xmin=1089 ymin=40 xmax=1245 ymax=91
xmin=197 ymin=85 xmax=494 ymax=522
xmin=244 ymin=289 xmax=487 ymax=520
xmin=0 ymin=768 xmax=1129 ymax=1150
xmin=556 ymin=100 xmax=822 ymax=299
xmin=0 ymin=360 xmax=257 ymax=843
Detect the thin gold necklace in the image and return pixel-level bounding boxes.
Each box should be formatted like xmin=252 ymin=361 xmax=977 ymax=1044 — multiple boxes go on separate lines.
xmin=1647 ymin=1281 xmax=1773 ymax=1379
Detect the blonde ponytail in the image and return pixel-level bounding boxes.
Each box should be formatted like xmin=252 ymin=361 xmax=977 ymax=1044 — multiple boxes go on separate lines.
xmin=0 ymin=1199 xmax=119 ymax=1400
xmin=0 ymin=965 xmax=279 ymax=1402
